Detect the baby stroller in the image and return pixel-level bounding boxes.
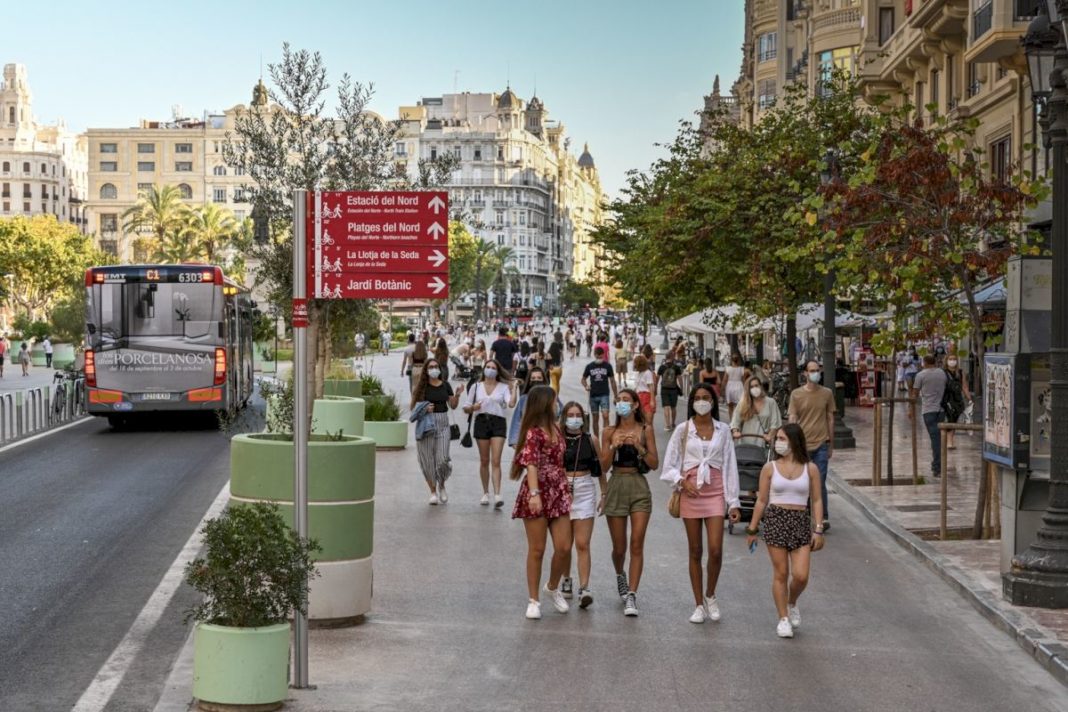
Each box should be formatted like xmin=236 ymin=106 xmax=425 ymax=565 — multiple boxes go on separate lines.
xmin=729 ymin=434 xmax=768 ymax=533
xmin=449 ymin=354 xmax=474 ymax=382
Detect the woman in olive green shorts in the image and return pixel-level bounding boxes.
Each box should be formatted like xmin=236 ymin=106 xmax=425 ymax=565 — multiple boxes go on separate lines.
xmin=600 ymin=388 xmax=659 ymax=617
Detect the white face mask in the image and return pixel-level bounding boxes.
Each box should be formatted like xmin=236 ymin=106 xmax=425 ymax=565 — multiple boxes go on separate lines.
xmin=774 ymin=440 xmax=790 ymax=456
xmin=565 ymin=417 xmax=583 ymax=431
xmin=484 ymin=368 xmax=498 ymax=379
xmin=750 ymin=386 xmax=763 ymax=398
xmin=693 ymin=400 xmax=713 ymax=416
xmin=427 ymin=368 xmax=441 ymax=379
xmin=808 ymin=372 xmax=821 ymax=384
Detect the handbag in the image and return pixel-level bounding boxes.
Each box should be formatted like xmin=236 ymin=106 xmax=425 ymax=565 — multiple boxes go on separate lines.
xmin=450 ymin=422 xmax=461 ymax=441
xmin=667 ymin=422 xmax=690 ymax=519
xmin=461 ymin=381 xmax=477 ymax=448
xmin=636 ymin=427 xmax=651 ymax=474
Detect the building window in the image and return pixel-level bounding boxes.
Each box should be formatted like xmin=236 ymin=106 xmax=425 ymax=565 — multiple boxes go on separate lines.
xmin=758 ymin=79 xmax=777 ymax=110
xmin=137 ymin=143 xmax=155 ymax=153
xmin=974 ymin=2 xmax=993 ymax=39
xmin=23 ymin=184 xmax=31 ymax=198
xmin=213 ymin=165 xmax=227 ymax=176
xmin=930 ymin=69 xmax=940 ymax=114
xmin=22 ymin=162 xmax=30 ymax=173
xmin=818 ymin=47 xmax=858 ymax=95
xmin=430 ymin=146 xmax=438 ymax=160
xmin=100 ymin=183 xmax=117 ymax=199
xmin=2 ymin=202 xmax=7 ymax=213
xmin=497 ymin=145 xmax=504 ymax=160
xmin=1015 ymin=0 xmax=1041 ymax=19
xmin=40 ymin=163 xmax=47 ymax=174
xmin=879 ymin=8 xmax=895 ymax=45
xmin=99 ymin=143 xmax=117 ymax=154
xmin=175 ymin=162 xmax=192 ymax=172
xmin=178 ymin=183 xmax=193 ymax=199
xmin=234 ymin=187 xmax=246 ymax=202
xmin=137 ymin=182 xmax=152 ymax=193
xmin=452 ymin=145 xmax=461 ymax=159
xmin=234 ymin=166 xmax=245 ymax=176
xmin=496 ymin=210 xmax=505 ymax=225
xmin=213 ymin=187 xmax=227 ymax=203
xmin=497 ymin=234 xmax=504 ymax=245
xmin=137 ymin=161 xmax=155 ymax=172
xmin=1 ymin=161 xmax=7 ymax=172
xmin=474 ymin=145 xmax=482 ymax=160
xmin=23 ymin=202 xmax=30 ymax=212
xmin=758 ymin=33 xmax=777 ymax=62
xmin=394 ymin=142 xmax=407 ymax=156
xmin=175 ymin=143 xmax=193 ymax=153
xmin=7 ymin=107 xmax=13 ymax=124
xmin=40 ymin=184 xmax=47 ymax=198
xmin=991 ymin=135 xmax=1011 ymax=184
xmin=101 ymin=214 xmax=118 ymax=234
xmin=100 ymin=161 xmax=117 ymax=172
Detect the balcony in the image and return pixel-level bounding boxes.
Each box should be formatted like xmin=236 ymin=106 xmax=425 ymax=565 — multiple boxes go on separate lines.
xmin=966 ymin=0 xmax=1031 ymax=63
xmin=812 ymin=6 xmax=862 ymax=32
xmin=973 ymin=3 xmax=993 ymax=39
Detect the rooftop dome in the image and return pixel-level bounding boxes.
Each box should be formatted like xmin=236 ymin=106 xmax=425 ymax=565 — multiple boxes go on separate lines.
xmin=498 ymin=86 xmax=520 ymax=110
xmin=578 ymin=142 xmax=595 ymax=168
xmin=527 ymin=95 xmax=544 ymax=111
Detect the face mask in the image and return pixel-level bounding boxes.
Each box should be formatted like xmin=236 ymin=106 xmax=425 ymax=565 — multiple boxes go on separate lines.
xmin=750 ymin=386 xmax=763 ymax=398
xmin=565 ymin=417 xmax=583 ymax=431
xmin=427 ymin=368 xmax=441 ymax=379
xmin=693 ymin=400 xmax=713 ymax=416
xmin=484 ymin=368 xmax=498 ymax=379
xmin=947 ymin=359 xmax=958 ymax=368
xmin=808 ymin=372 xmax=821 ymax=384
xmin=774 ymin=441 xmax=790 ymax=456
xmin=529 ymin=380 xmax=544 ymax=387
xmin=615 ymin=402 xmax=632 ymax=418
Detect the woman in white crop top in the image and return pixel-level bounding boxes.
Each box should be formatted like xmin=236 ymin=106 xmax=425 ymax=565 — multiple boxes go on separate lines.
xmin=744 ymin=422 xmax=825 ymax=639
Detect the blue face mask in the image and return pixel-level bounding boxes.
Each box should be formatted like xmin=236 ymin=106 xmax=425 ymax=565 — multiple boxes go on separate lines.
xmin=615 ymin=402 xmax=633 ymax=418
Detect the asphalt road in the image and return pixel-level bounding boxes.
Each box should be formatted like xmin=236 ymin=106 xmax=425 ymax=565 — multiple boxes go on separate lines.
xmin=0 ymin=411 xmax=241 ymax=711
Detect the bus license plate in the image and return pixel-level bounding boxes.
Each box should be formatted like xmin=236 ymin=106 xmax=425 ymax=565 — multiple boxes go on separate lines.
xmin=139 ymin=392 xmax=172 ymax=401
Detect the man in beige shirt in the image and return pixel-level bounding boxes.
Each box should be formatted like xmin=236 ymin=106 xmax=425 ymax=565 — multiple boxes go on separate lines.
xmin=788 ymin=360 xmax=835 ymax=530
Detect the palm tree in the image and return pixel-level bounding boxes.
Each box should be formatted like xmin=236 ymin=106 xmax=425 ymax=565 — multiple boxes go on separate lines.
xmin=489 ymin=245 xmax=517 ymax=318
xmin=472 ymin=240 xmax=497 ymax=322
xmin=152 ymin=231 xmax=204 ymax=263
xmin=121 ymin=185 xmax=191 ymax=261
xmin=184 ymin=203 xmax=240 ymax=263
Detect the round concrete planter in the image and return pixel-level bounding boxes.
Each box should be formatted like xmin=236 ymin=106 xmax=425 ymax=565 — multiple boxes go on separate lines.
xmin=192 ymin=622 xmax=289 ymax=710
xmin=230 ymin=433 xmax=375 ymax=623
xmin=312 ymin=395 xmax=365 ymax=437
xmin=324 ymin=379 xmax=363 ymax=398
xmin=364 ymin=420 xmax=408 ymax=450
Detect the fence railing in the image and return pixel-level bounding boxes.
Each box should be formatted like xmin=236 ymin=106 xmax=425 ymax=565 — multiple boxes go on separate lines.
xmin=0 ymin=378 xmax=87 ymax=446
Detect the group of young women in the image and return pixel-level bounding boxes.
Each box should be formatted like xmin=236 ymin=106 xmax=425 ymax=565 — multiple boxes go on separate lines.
xmin=509 ymin=375 xmax=825 ymax=638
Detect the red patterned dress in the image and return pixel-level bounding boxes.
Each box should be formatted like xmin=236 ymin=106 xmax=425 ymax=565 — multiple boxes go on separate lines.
xmin=512 ymin=426 xmax=571 ymax=520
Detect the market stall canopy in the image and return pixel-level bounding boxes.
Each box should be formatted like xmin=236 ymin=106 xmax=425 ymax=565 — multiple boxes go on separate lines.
xmin=961 ymin=280 xmax=1007 ymax=306
xmin=668 ymin=304 xmax=776 ymax=335
xmin=794 ymin=302 xmax=878 ymax=330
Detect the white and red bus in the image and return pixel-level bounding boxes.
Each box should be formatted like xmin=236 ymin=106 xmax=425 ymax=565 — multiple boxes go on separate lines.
xmin=83 ymin=264 xmax=254 ymax=427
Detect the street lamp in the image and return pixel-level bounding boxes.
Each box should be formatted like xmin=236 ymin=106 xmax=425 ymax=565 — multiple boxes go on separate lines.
xmin=1004 ymin=0 xmax=1068 ymax=608
xmin=818 ymin=150 xmax=856 ymax=449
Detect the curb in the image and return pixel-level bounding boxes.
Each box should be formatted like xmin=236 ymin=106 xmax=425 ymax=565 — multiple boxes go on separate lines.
xmin=829 ymin=469 xmax=1068 ymax=689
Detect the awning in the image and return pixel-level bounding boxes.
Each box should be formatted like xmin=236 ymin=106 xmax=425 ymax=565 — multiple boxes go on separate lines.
xmin=794 ymin=302 xmax=878 ymax=330
xmin=668 ymin=304 xmax=776 ymax=335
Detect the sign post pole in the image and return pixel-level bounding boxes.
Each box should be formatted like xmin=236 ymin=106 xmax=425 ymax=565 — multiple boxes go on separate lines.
xmin=292 ymin=189 xmax=310 ymax=688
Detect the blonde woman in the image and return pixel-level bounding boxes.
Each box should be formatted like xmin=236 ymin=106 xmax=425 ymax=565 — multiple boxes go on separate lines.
xmin=730 ymin=375 xmax=782 ymax=452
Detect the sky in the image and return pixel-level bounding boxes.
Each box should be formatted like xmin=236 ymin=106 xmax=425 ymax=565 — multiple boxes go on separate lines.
xmin=5 ymin=0 xmax=744 ymax=198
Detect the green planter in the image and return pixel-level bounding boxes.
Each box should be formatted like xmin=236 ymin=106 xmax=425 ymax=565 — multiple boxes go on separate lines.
xmin=30 ymin=345 xmax=46 ymax=367
xmin=258 ymin=360 xmax=277 ymax=374
xmin=313 ymin=395 xmax=365 ymax=437
xmin=325 ymin=379 xmax=363 ymax=398
xmin=192 ymin=622 xmax=289 ymax=709
xmin=364 ymin=420 xmax=408 ymax=450
xmin=230 ymin=433 xmax=375 ymax=622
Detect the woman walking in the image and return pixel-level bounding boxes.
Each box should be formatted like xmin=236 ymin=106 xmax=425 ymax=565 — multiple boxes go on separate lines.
xmin=464 ymin=359 xmax=518 ymax=507
xmin=698 ymin=358 xmax=720 ymax=399
xmin=512 ymin=385 xmax=573 ymax=620
xmin=547 ymin=339 xmax=564 ymax=394
xmin=18 ymin=342 xmax=30 ymax=376
xmin=723 ymin=354 xmax=747 ymax=421
xmin=614 ymin=338 xmax=628 ymax=389
xmin=633 ymin=354 xmax=656 ymax=428
xmin=433 ymin=338 xmax=450 ymax=381
xmin=471 ymin=339 xmax=487 ymax=371
xmin=730 ymin=376 xmax=782 ymax=451
xmin=745 ymin=423 xmax=825 ymax=638
xmin=662 ymin=383 xmax=741 ymax=623
xmin=411 ymin=358 xmax=459 ymax=505
xmin=559 ymin=402 xmax=602 ymax=608
xmin=509 ymin=367 xmax=554 ymax=447
xmin=944 ymin=354 xmax=972 ymax=450
xmin=600 ymin=388 xmax=659 ymax=616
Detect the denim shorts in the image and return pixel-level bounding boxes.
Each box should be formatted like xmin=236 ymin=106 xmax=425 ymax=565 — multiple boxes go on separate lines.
xmin=589 ymin=394 xmax=610 ymax=413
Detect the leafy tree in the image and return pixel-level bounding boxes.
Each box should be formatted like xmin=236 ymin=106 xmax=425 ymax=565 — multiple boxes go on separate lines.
xmin=0 ymin=215 xmax=104 ymax=319
xmin=559 ymin=279 xmax=600 ymax=310
xmin=447 ymin=221 xmax=479 ymax=313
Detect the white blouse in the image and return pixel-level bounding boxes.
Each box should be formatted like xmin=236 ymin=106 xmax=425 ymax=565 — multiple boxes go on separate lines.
xmin=467 ymin=381 xmax=513 ymax=418
xmin=660 ymin=419 xmax=741 ymax=511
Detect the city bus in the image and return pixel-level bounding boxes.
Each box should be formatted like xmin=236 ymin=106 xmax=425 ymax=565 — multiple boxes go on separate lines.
xmin=83 ymin=264 xmax=254 ymax=427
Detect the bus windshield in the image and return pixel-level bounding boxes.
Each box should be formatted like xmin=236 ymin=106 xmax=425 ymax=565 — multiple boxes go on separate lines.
xmin=88 ymin=282 xmax=219 ymax=347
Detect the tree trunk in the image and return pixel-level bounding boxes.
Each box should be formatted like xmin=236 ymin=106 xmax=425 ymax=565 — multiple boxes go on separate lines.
xmin=962 ymin=283 xmax=985 ymax=400
xmin=786 ymin=314 xmax=798 ymax=390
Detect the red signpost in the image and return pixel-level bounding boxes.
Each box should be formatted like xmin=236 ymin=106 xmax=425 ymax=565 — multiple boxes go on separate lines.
xmin=307 ymin=190 xmax=449 ymax=300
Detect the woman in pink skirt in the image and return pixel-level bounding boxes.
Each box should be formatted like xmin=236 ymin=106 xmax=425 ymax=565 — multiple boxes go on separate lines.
xmin=661 ymin=382 xmax=741 ymax=624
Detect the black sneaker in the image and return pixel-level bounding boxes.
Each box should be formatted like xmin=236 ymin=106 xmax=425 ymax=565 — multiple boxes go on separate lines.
xmin=616 ymin=573 xmax=629 ymax=602
xmin=579 ymin=588 xmax=593 ymax=609
xmin=561 ymin=577 xmax=573 ymax=599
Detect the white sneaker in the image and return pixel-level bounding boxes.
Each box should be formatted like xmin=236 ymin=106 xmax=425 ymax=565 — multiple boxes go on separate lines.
xmin=788 ymin=605 xmax=801 ymax=629
xmin=623 ymin=592 xmax=639 ymax=616
xmin=689 ymin=606 xmax=706 ymax=624
xmin=429 ymin=493 xmax=439 ymax=506
xmin=525 ymin=600 xmax=541 ymax=620
xmin=494 ymin=495 xmax=504 ymax=509
xmin=438 ymin=483 xmax=448 ymax=504
xmin=545 ymin=584 xmax=569 ymax=613
xmin=776 ymin=617 xmax=794 ymax=638
xmin=480 ymin=493 xmax=490 ymax=505
xmin=704 ymin=595 xmax=721 ymax=622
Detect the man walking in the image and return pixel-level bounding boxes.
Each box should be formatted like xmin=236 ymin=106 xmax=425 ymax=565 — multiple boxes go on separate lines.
xmin=42 ymin=336 xmax=53 ymax=368
xmin=581 ymin=346 xmax=617 ymax=438
xmin=912 ymin=354 xmax=948 ymax=478
xmin=788 ymin=360 xmax=836 ymax=530
xmin=490 ymin=326 xmax=518 ymax=376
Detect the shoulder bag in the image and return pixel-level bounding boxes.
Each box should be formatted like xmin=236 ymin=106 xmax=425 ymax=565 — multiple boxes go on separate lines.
xmin=461 ymin=382 xmax=477 ymax=448
xmin=667 ymin=423 xmax=689 ymax=519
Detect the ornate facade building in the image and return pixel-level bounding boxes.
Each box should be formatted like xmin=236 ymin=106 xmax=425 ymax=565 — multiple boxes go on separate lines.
xmin=0 ymin=63 xmax=88 ymax=232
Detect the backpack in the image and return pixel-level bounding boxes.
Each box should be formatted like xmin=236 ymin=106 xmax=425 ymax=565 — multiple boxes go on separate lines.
xmin=941 ymin=369 xmax=965 ymax=422
xmin=662 ymin=363 xmax=679 ymax=390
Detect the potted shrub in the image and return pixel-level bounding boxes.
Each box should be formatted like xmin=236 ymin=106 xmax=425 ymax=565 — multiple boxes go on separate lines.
xmin=257 ymin=343 xmax=277 ymax=374
xmin=363 ymin=390 xmax=407 ymax=450
xmin=324 ymin=360 xmax=362 ymax=398
xmin=185 ymin=502 xmax=319 ymax=711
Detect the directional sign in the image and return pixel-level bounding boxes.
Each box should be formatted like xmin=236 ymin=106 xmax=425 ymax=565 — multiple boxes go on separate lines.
xmin=308 ymin=190 xmax=448 ymax=300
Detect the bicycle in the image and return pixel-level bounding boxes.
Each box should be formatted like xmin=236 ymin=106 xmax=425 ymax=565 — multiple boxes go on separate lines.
xmin=51 ymin=368 xmax=81 ymax=423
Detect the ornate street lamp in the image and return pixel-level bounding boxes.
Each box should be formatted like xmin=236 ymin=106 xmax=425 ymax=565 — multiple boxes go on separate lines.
xmin=819 ymin=149 xmax=856 ymax=449
xmin=1004 ymin=0 xmax=1068 ymax=607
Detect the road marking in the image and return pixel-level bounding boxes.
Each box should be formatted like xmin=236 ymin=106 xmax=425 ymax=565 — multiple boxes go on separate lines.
xmin=71 ymin=480 xmax=231 ymax=712
xmin=0 ymin=416 xmax=92 ymax=456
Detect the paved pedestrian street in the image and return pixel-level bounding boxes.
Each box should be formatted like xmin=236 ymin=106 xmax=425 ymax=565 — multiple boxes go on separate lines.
xmin=150 ymin=347 xmax=1068 ymax=712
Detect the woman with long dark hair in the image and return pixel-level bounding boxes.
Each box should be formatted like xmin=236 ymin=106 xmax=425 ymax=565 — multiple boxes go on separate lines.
xmin=559 ymin=401 xmax=602 ymax=608
xmin=463 ymin=358 xmax=518 ymax=507
xmin=600 ymin=388 xmax=659 ymax=616
xmin=434 ymin=337 xmax=450 ymax=381
xmin=662 ymin=383 xmax=740 ymax=623
xmin=411 ymin=357 xmax=459 ymax=505
xmin=746 ymin=422 xmax=825 ymax=638
xmin=508 ymin=367 xmax=554 ymax=447
xmin=512 ymin=385 xmax=572 ymax=620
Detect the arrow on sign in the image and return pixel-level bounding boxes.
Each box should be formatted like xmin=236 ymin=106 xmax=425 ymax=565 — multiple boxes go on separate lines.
xmin=428 ymin=195 xmax=446 ymax=214
xmin=429 ymin=276 xmax=446 ymax=295
xmin=428 ymin=249 xmax=446 ymax=267
xmin=427 ymin=222 xmax=446 ymax=240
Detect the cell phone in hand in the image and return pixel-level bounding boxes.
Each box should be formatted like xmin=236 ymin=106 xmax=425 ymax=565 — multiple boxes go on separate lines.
xmin=749 ymin=540 xmax=758 ymax=554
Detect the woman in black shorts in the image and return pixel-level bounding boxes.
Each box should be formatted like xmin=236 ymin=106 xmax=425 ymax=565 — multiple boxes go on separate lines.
xmin=745 ymin=423 xmax=825 ymax=639
xmin=464 ymin=358 xmax=518 ymax=508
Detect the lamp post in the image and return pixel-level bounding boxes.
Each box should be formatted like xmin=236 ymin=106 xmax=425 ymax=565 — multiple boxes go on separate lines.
xmin=1005 ymin=0 xmax=1068 ymax=608
xmin=819 ymin=150 xmax=856 ymax=449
